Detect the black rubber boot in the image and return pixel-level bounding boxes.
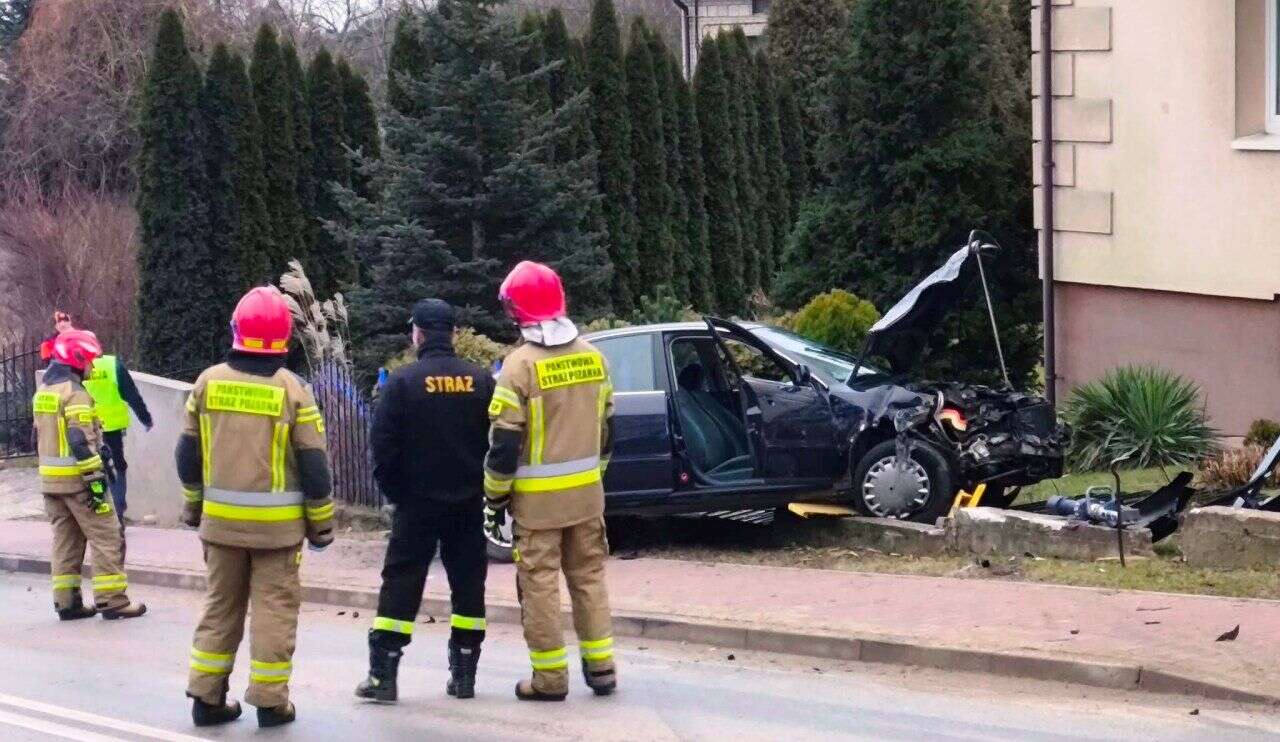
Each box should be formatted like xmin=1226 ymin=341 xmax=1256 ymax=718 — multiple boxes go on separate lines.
xmin=445 ymin=642 xmax=480 ymax=699
xmin=100 ymin=602 xmax=147 ymax=620
xmin=355 ymin=639 xmax=401 ymax=702
xmin=582 ymin=660 xmax=617 ymax=697
xmin=191 ymin=696 xmax=242 ymax=727
xmin=57 ymin=595 xmax=97 ymax=621
xmin=256 ymin=703 xmax=296 ymax=728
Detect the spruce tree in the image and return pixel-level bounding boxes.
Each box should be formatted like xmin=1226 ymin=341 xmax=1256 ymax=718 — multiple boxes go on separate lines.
xmin=692 ymin=39 xmax=743 ymax=314
xmin=721 ymin=32 xmax=760 ymax=295
xmin=387 ymin=9 xmax=431 ymax=116
xmin=337 ymin=57 xmax=381 ymax=204
xmin=651 ymin=39 xmax=690 ymax=303
xmin=136 ymin=10 xmax=216 ymax=375
xmin=585 ymin=0 xmax=638 ymax=313
xmin=282 ymin=41 xmax=314 ymax=273
xmin=673 ymin=55 xmax=712 ymax=312
xmin=777 ymin=81 xmax=809 ymax=224
xmin=250 ymin=25 xmax=301 ymax=277
xmin=779 ymin=0 xmax=1038 ymax=385
xmin=336 ymin=0 xmax=610 ymax=376
xmin=625 ymin=19 xmax=674 ymax=298
xmin=518 ymin=13 xmax=553 ymax=113
xmin=764 ymin=0 xmax=850 ymax=184
xmin=307 ymin=48 xmax=353 ymax=297
xmin=202 ymin=43 xmax=272 ymax=301
xmin=755 ymin=50 xmax=789 ymax=285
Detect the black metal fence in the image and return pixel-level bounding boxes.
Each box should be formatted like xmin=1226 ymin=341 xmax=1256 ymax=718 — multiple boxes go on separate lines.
xmin=0 ymin=337 xmax=40 ymax=459
xmin=311 ymin=361 xmax=382 ymax=509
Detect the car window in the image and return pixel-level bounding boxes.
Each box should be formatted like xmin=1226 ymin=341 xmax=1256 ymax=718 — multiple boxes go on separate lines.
xmin=723 ymin=338 xmax=791 ymax=384
xmin=671 ymin=337 xmax=732 ymax=393
xmin=593 ymin=335 xmax=657 ymax=392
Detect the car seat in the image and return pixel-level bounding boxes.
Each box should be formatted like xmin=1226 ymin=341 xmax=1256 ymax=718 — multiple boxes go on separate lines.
xmin=674 ymin=363 xmax=754 ymax=480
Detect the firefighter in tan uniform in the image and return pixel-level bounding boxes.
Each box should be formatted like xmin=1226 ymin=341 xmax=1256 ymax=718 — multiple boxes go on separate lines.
xmin=35 ymin=330 xmax=146 ymax=621
xmin=484 ymin=261 xmax=617 ymax=701
xmin=176 ymin=287 xmax=334 ymax=729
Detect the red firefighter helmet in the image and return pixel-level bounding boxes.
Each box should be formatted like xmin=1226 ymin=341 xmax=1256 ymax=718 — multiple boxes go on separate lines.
xmin=499 ymin=261 xmax=566 ymax=325
xmin=231 ymin=286 xmax=293 ymax=355
xmin=51 ymin=329 xmax=102 ymax=372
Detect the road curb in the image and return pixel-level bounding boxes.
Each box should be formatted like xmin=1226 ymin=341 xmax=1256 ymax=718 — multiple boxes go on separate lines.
xmin=4 ymin=553 xmax=1276 ymax=707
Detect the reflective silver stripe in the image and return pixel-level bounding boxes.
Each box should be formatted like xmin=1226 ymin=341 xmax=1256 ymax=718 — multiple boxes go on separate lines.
xmin=39 ymin=455 xmax=77 ymax=467
xmin=204 ymin=488 xmax=305 ymax=506
xmin=516 ymin=456 xmax=601 ymax=479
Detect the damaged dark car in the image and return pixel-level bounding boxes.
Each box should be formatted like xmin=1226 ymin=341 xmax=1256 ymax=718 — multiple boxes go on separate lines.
xmin=579 ymin=233 xmax=1069 ymax=525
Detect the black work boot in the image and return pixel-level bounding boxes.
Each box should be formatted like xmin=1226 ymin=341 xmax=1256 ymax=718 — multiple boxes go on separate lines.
xmin=355 ymin=639 xmax=401 ymax=702
xmin=582 ymin=659 xmax=617 ymax=697
xmin=57 ymin=595 xmax=97 ymax=621
xmin=100 ymin=602 xmax=147 ymax=620
xmin=191 ymin=696 xmax=242 ymax=727
xmin=446 ymin=642 xmax=480 ymax=699
xmin=256 ymin=703 xmax=295 ymax=728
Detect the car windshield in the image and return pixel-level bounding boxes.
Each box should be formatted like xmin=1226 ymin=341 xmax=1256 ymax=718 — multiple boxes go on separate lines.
xmin=749 ymin=327 xmax=882 ymax=386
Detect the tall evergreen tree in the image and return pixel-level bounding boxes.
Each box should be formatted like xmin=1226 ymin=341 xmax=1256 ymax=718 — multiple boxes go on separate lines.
xmin=651 ymin=39 xmax=690 ymax=303
xmin=625 ymin=19 xmax=674 ymax=298
xmin=693 ymin=39 xmax=743 ymax=314
xmin=336 ymin=0 xmax=610 ymax=376
xmin=337 ymin=57 xmax=381 ymax=205
xmin=202 ymin=43 xmax=272 ymax=303
xmin=307 ymin=48 xmax=353 ymax=297
xmin=778 ymin=0 xmax=1038 ymax=385
xmin=721 ymin=32 xmax=760 ymax=295
xmin=777 ymin=81 xmax=809 ymax=224
xmin=543 ymin=10 xmax=595 ymax=164
xmin=673 ymin=55 xmax=712 ymax=311
xmin=755 ymin=50 xmax=789 ymax=285
xmin=282 ymin=41 xmax=314 ymax=272
xmin=764 ymin=0 xmax=851 ymax=184
xmin=250 ymin=25 xmax=301 ymax=276
xmin=585 ymin=0 xmax=638 ymax=313
xmin=387 ymin=9 xmax=431 ymax=116
xmin=136 ymin=10 xmax=216 ymax=375
xmin=518 ymin=13 xmax=553 ymax=113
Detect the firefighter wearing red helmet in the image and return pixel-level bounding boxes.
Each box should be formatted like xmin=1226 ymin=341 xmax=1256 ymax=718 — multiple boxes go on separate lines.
xmin=34 ymin=329 xmax=147 ymax=621
xmin=175 ymin=286 xmax=334 ymax=729
xmin=485 ymin=261 xmax=617 ymax=700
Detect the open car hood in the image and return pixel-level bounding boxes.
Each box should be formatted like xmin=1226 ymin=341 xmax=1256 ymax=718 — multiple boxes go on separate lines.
xmin=863 ymin=241 xmax=994 ymax=361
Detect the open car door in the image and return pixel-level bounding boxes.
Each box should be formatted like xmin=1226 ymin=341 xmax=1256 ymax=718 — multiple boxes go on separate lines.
xmin=705 ymin=318 xmax=840 ymax=486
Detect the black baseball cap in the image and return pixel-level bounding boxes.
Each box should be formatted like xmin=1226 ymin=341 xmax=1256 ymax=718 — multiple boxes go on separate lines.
xmin=410 ymin=298 xmax=456 ymax=329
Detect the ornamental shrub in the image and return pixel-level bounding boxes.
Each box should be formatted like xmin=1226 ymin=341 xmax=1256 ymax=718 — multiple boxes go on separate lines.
xmin=1244 ymin=418 xmax=1280 ymax=448
xmin=792 ymin=289 xmax=880 ymax=356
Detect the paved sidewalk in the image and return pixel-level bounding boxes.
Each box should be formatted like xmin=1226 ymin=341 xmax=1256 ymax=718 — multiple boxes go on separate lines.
xmin=3 ymin=520 xmax=1278 ymax=704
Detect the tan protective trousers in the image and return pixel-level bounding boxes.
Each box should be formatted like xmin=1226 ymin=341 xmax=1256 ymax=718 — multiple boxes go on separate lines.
xmin=514 ymin=517 xmax=616 ymax=694
xmin=45 ymin=493 xmax=129 ymax=611
xmin=187 ymin=543 xmax=302 ymax=709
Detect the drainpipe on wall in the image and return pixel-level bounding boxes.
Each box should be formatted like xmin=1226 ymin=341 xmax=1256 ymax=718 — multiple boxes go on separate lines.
xmin=1040 ymin=1 xmax=1057 ymax=407
xmin=670 ymin=0 xmax=692 ymax=79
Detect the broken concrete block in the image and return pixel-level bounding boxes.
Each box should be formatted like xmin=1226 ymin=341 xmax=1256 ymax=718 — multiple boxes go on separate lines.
xmin=1178 ymin=506 xmax=1280 ymax=570
xmin=834 ymin=516 xmax=947 ymax=557
xmin=835 ymin=517 xmax=946 ymax=557
xmin=947 ymin=507 xmax=1154 ymax=561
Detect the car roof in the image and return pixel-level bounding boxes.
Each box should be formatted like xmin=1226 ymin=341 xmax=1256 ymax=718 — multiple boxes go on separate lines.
xmin=583 ymin=320 xmax=764 ymax=342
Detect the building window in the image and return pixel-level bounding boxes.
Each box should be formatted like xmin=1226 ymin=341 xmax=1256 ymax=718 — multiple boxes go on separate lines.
xmin=1269 ymin=0 xmax=1280 ymax=132
xmin=752 ymin=0 xmax=771 ymax=15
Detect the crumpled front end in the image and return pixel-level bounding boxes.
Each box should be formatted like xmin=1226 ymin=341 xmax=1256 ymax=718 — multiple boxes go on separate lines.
xmin=925 ymin=383 xmax=1069 ymax=489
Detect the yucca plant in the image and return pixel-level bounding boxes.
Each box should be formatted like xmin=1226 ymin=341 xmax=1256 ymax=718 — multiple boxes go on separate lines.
xmin=1064 ymin=365 xmax=1217 ymax=471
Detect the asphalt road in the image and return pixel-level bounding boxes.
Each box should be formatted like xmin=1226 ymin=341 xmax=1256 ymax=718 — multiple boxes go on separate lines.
xmin=0 ymin=573 xmax=1277 ymax=741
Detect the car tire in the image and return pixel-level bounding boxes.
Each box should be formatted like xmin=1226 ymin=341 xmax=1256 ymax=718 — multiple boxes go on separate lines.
xmin=485 ymin=520 xmax=515 ymax=564
xmin=851 ymin=439 xmax=955 ymax=523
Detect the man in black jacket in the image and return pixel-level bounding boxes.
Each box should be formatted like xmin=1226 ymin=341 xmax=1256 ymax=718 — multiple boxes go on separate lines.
xmin=356 ymin=299 xmax=495 ymax=703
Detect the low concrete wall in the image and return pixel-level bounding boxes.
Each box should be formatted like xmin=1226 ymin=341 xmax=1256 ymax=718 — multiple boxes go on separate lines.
xmin=118 ymin=371 xmax=193 ymax=526
xmin=1179 ymin=506 xmax=1280 ymax=569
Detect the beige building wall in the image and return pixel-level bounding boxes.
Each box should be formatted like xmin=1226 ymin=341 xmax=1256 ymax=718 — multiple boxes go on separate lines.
xmin=1035 ymin=0 xmax=1280 ymax=436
